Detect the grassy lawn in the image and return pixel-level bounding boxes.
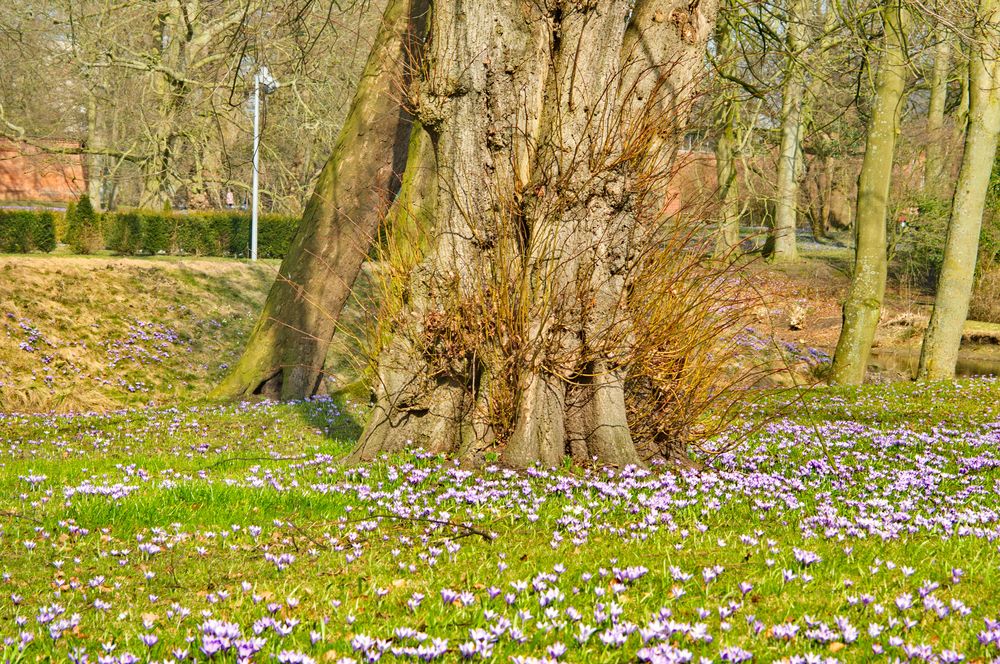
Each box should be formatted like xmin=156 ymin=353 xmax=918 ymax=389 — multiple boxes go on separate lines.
xmin=0 ymin=379 xmax=999 ymax=662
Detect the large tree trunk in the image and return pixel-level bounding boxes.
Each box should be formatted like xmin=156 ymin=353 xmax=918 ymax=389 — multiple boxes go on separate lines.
xmin=918 ymin=0 xmax=1000 ymax=380
xmin=829 ymin=0 xmax=910 ymax=385
xmin=351 ymin=0 xmax=718 ymax=468
xmin=771 ymin=0 xmax=809 ymax=262
xmin=212 ymin=0 xmax=425 ymax=400
xmin=924 ymin=23 xmax=951 ymax=193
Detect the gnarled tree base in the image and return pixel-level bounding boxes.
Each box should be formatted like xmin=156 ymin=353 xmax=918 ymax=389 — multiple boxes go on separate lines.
xmin=347 ymin=0 xmax=718 ymax=469
xmin=349 ymin=357 xmax=650 ymax=469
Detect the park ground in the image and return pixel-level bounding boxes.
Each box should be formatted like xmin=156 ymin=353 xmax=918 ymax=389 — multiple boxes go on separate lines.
xmin=2 ymin=253 xmax=1000 ymax=662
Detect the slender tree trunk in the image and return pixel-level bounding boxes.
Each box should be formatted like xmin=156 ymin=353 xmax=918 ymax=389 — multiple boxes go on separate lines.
xmin=211 ymin=0 xmax=426 ymax=400
xmin=818 ymin=156 xmax=834 ymax=237
xmin=139 ymin=7 xmax=183 ymax=209
xmin=85 ymin=91 xmax=105 ymax=210
xmin=918 ymin=0 xmax=1000 ymax=380
xmin=829 ymin=0 xmax=910 ymax=385
xmin=804 ymin=155 xmax=828 ymax=241
xmin=956 ymin=45 xmax=972 ymax=132
xmin=805 ymin=0 xmax=838 ymax=242
xmin=351 ymin=0 xmax=718 ymax=468
xmin=714 ymin=13 xmax=741 ymax=256
xmin=715 ymin=106 xmax=741 ymax=254
xmin=925 ymin=23 xmax=951 ymax=193
xmin=772 ymin=0 xmax=809 ymax=261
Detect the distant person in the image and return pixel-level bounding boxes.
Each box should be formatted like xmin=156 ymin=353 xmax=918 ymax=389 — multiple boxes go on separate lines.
xmin=225 ymin=189 xmax=235 ymax=209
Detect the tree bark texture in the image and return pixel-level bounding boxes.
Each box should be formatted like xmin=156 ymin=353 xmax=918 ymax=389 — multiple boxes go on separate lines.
xmin=772 ymin=0 xmax=809 ymax=262
xmin=918 ymin=0 xmax=1000 ymax=380
xmin=829 ymin=0 xmax=910 ymax=385
xmin=212 ymin=0 xmax=425 ymax=400
xmin=351 ymin=0 xmax=718 ymax=468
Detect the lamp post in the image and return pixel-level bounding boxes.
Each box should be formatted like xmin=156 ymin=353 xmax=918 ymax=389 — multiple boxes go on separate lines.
xmin=251 ymin=66 xmax=278 ymax=261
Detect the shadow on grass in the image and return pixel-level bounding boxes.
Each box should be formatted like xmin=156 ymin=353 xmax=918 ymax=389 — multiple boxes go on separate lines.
xmin=174 ymin=262 xmax=275 ymax=310
xmin=289 ymin=382 xmax=369 ymax=451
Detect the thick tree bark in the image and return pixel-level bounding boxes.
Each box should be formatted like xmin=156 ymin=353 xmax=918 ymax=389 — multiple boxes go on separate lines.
xmin=924 ymin=24 xmax=951 ymax=193
xmin=829 ymin=0 xmax=910 ymax=385
xmin=918 ymin=0 xmax=1000 ymax=380
xmin=772 ymin=0 xmax=809 ymax=262
xmin=212 ymin=0 xmax=425 ymax=400
xmin=351 ymin=0 xmax=718 ymax=468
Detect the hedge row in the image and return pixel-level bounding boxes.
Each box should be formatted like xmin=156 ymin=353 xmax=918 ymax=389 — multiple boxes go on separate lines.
xmin=0 ymin=209 xmax=57 ymax=253
xmin=0 ymin=207 xmax=299 ymax=258
xmin=105 ymin=211 xmax=299 ymax=258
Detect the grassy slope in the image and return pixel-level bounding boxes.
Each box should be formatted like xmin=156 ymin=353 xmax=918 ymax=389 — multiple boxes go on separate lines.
xmin=0 ymin=255 xmax=376 ymax=413
xmin=0 ymin=255 xmax=276 ymax=412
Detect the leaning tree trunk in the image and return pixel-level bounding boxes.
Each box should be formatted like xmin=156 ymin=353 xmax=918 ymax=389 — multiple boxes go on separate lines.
xmin=918 ymin=0 xmax=1000 ymax=380
xmin=829 ymin=0 xmax=910 ymax=385
xmin=771 ymin=0 xmax=809 ymax=262
xmin=350 ymin=0 xmax=718 ymax=468
xmin=212 ymin=0 xmax=426 ymax=401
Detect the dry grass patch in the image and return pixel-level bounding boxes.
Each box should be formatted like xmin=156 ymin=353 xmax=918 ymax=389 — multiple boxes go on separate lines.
xmin=0 ymin=256 xmax=275 ymax=412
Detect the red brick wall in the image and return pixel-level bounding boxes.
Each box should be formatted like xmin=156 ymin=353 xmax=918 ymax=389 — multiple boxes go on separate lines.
xmin=0 ymin=139 xmax=86 ymax=203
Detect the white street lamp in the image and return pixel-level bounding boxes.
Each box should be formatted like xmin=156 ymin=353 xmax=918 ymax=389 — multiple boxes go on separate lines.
xmin=251 ymin=65 xmax=279 ymax=261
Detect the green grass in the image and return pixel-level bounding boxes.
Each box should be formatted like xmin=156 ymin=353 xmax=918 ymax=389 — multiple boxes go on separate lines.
xmin=1 ymin=380 xmax=1000 ymax=662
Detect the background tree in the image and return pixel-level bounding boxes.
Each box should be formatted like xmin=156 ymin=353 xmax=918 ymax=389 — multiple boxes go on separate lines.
xmin=67 ymin=194 xmax=102 ymax=254
xmin=0 ymin=0 xmax=380 ymax=213
xmin=924 ymin=19 xmax=953 ymax=192
xmin=918 ymin=0 xmax=1000 ymax=379
xmin=829 ymin=0 xmax=911 ymax=385
xmin=771 ymin=0 xmax=812 ymax=261
xmin=711 ymin=0 xmax=747 ymax=256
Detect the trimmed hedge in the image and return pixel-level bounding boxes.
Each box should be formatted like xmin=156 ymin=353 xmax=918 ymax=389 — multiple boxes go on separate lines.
xmin=0 ymin=206 xmax=299 ymax=259
xmin=0 ymin=209 xmax=58 ymax=253
xmin=104 ymin=210 xmax=299 ymax=258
